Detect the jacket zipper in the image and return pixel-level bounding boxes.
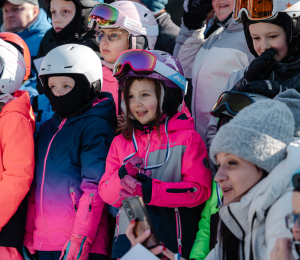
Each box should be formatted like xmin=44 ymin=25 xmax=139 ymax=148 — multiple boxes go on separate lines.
xmin=175 ymin=207 xmax=182 ymax=255
xmin=84 ymin=193 xmax=94 ymax=221
xmin=144 ymin=132 xmax=152 ymax=167
xmin=70 ymin=187 xmax=78 ymax=213
xmin=166 ymin=188 xmax=197 ymax=199
xmin=39 ymin=119 xmax=67 ymax=249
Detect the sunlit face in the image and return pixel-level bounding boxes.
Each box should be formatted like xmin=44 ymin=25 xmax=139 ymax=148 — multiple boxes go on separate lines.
xmin=99 ymin=29 xmax=129 ymax=63
xmin=249 ymin=22 xmax=289 ymax=62
xmin=215 ymin=153 xmax=263 ymax=205
xmin=50 ymin=0 xmax=76 ymax=33
xmin=212 ymin=0 xmax=234 ymax=21
xmin=128 ymin=79 xmax=158 ymax=124
xmin=48 ymin=76 xmax=75 ymax=96
xmin=292 ymin=192 xmax=300 ymax=241
xmin=3 ymin=1 xmax=39 ymax=33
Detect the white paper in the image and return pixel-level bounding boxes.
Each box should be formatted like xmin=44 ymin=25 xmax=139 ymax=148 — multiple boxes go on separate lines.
xmin=121 ymin=243 xmax=160 ymax=260
xmin=33 ymin=56 xmax=45 ymax=72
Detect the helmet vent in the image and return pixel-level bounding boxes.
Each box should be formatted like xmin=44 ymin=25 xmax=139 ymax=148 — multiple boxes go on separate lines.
xmin=68 ymin=46 xmax=75 ymax=51
xmin=64 ymin=66 xmax=73 ymax=69
xmin=144 ymin=13 xmax=148 ymax=17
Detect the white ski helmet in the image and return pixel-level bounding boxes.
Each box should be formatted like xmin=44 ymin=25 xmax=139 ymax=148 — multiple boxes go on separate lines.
xmin=0 ymin=38 xmax=26 ymax=94
xmin=39 ymin=44 xmax=103 ymax=98
xmin=88 ymin=1 xmax=158 ymax=50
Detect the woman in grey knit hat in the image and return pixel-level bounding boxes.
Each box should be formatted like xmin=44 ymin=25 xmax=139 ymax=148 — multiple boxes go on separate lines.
xmin=206 ymin=99 xmax=300 ymax=260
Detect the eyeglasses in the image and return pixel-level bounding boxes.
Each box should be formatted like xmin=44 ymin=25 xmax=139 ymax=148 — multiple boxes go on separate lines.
xmin=96 ymin=30 xmax=128 ymax=43
xmin=112 ymin=49 xmax=188 ymax=93
xmin=211 ymin=91 xmax=255 ymax=118
xmin=285 ymin=213 xmax=300 ymax=229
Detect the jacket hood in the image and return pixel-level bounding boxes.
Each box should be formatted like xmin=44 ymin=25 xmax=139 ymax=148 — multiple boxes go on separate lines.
xmin=219 ymin=138 xmax=300 ymax=240
xmin=52 ymin=92 xmax=117 ymax=127
xmin=0 ymin=90 xmax=35 ymax=131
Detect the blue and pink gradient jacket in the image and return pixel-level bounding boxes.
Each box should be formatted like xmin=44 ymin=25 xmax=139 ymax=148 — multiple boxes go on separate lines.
xmin=24 ymin=92 xmax=116 ymax=255
xmin=99 ymin=112 xmax=212 ymax=259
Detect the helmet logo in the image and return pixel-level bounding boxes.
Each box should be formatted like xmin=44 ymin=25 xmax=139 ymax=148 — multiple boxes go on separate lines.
xmin=47 ymin=65 xmax=51 ymax=71
xmin=171 ymin=74 xmax=185 ymax=88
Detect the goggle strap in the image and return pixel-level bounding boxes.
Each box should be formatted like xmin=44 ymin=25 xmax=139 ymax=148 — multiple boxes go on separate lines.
xmin=154 ymin=61 xmax=187 ymax=93
xmin=122 ymin=16 xmax=159 ymax=37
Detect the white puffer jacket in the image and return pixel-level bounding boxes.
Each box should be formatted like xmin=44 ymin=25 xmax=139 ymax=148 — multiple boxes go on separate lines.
xmin=174 ymin=18 xmax=254 ymax=143
xmin=205 ymin=138 xmax=300 ymax=260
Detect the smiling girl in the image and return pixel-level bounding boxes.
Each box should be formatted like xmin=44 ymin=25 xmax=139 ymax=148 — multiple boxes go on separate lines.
xmin=99 ymin=49 xmax=211 ymax=259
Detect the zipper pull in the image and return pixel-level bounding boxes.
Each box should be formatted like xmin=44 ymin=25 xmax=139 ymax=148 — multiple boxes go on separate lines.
xmin=144 ymin=132 xmax=151 ymax=151
xmin=70 ymin=187 xmax=77 ymax=212
xmin=89 ymin=193 xmax=94 ymax=211
xmin=178 ymin=238 xmax=182 ymax=246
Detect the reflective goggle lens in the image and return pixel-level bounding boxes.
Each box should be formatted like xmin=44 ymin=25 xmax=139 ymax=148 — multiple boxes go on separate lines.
xmin=88 ymin=4 xmax=119 ymax=28
xmin=233 ymin=0 xmax=273 ymax=21
xmin=211 ymin=92 xmax=254 ymax=117
xmin=285 ymin=213 xmax=300 ymax=229
xmin=113 ymin=50 xmax=156 ymax=77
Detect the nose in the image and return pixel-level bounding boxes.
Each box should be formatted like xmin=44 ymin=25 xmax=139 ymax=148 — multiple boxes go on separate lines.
xmin=54 ymin=88 xmax=65 ymax=97
xmin=134 ymin=96 xmax=142 ymax=107
xmin=214 ymin=166 xmax=228 ymax=183
xmin=260 ymin=38 xmax=271 ymax=53
xmin=100 ymin=35 xmax=109 ymax=45
xmin=6 ymin=10 xmax=14 ymax=18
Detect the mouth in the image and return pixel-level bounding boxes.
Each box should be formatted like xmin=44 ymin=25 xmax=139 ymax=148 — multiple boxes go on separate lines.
xmin=136 ymin=110 xmax=148 ymax=117
xmin=219 ymin=3 xmax=229 ymax=8
xmin=102 ymin=49 xmax=110 ymax=53
xmin=221 ymin=187 xmax=233 ymax=194
xmin=55 ymin=27 xmax=62 ymax=32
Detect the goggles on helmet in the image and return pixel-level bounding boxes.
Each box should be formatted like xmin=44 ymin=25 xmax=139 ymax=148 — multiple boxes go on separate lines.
xmin=113 ymin=50 xmax=188 ymax=94
xmin=88 ymin=3 xmax=158 ymax=36
xmin=233 ymin=0 xmax=300 ymax=22
xmin=211 ymin=91 xmax=255 ymax=117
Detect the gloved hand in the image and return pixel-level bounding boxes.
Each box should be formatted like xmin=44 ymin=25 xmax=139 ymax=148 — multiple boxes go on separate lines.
xmin=238 ymin=80 xmax=286 ymax=98
xmin=119 ymin=175 xmax=143 ymax=198
xmin=59 ymin=234 xmax=93 ymax=260
xmin=119 ymin=157 xmax=151 ymax=179
xmin=244 ymin=48 xmax=278 ymax=82
xmin=183 ymin=0 xmax=213 ymax=30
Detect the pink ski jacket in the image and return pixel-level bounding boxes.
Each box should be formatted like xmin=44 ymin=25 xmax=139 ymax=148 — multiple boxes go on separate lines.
xmin=99 ymin=112 xmax=211 ymax=258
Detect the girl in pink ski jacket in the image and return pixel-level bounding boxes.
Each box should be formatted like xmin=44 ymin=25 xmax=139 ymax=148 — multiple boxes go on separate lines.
xmin=99 ymin=49 xmax=212 ymax=259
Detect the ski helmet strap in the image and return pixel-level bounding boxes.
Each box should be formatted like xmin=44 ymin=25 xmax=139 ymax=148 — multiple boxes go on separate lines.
xmin=122 ymin=116 xmax=171 ymax=170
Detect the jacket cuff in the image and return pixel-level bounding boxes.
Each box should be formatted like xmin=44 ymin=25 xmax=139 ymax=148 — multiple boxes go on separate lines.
xmin=138 ymin=174 xmax=152 ymax=204
xmin=118 ymin=165 xmax=128 ymax=179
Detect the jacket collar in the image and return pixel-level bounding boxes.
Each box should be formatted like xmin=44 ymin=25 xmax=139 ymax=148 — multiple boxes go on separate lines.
xmin=217 ymin=16 xmax=243 ymax=32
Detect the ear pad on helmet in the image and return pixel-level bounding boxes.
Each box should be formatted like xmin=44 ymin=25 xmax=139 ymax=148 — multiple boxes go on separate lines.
xmin=129 ymin=35 xmax=149 ymax=50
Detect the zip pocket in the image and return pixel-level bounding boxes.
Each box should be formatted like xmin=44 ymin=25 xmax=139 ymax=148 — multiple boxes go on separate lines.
xmin=166 ymin=187 xmax=197 ymax=199
xmin=174 ymin=207 xmax=182 ymax=255
xmin=70 ymin=187 xmax=77 ymax=213
xmin=84 ymin=193 xmax=94 ymax=221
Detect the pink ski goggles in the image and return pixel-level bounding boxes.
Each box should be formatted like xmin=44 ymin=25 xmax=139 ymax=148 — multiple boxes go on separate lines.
xmin=88 ymin=4 xmax=121 ymax=29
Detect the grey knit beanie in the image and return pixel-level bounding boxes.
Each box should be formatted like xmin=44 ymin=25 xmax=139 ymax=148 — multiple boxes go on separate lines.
xmin=210 ymin=100 xmax=295 ymax=173
xmin=274 ymin=89 xmax=300 ymax=138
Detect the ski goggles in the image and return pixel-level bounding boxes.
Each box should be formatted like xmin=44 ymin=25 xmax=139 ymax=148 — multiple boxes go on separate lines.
xmin=233 ymin=0 xmax=300 ymax=22
xmin=113 ymin=50 xmax=188 ymax=93
xmin=88 ymin=3 xmax=158 ymax=36
xmin=286 ymin=213 xmax=300 ymax=229
xmin=211 ymin=91 xmax=255 ymax=117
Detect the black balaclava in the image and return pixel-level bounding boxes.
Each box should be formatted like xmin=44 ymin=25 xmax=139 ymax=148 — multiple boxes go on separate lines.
xmin=47 ymin=74 xmax=91 ymax=118
xmin=244 ymin=13 xmax=299 ymax=61
xmin=50 ymin=0 xmax=92 ymax=44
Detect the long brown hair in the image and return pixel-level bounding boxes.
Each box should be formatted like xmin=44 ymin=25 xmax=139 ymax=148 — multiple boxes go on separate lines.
xmin=121 ymin=77 xmax=162 ymax=141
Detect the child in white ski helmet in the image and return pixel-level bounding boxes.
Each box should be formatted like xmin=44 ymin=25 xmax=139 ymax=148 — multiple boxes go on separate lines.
xmin=88 ymin=1 xmax=158 ymax=123
xmin=99 ymin=49 xmax=211 ymax=259
xmin=0 ymin=39 xmax=35 ymax=260
xmin=24 ymin=44 xmax=116 ymax=260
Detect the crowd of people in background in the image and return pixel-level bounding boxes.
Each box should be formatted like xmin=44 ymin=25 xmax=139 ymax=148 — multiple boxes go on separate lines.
xmin=0 ymin=0 xmax=300 ymax=259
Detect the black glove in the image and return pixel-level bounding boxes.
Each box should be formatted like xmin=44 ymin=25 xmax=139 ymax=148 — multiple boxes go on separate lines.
xmin=183 ymin=0 xmax=213 ymax=30
xmin=136 ymin=173 xmax=152 ymax=204
xmin=238 ymin=80 xmax=286 ymax=98
xmin=244 ymin=48 xmax=278 ymax=82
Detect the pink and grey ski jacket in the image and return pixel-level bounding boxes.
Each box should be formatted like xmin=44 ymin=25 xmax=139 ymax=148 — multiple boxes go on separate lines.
xmin=99 ymin=112 xmax=212 ymax=259
xmin=24 ymin=92 xmax=116 ymax=255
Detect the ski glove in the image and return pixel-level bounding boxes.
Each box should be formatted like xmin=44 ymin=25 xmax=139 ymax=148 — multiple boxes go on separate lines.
xmin=136 ymin=173 xmax=153 ymax=204
xmin=237 ymin=80 xmax=286 ymax=98
xmin=118 ymin=157 xmax=151 ymax=179
xmin=60 ymin=234 xmax=93 ymax=260
xmin=244 ymin=48 xmax=277 ymax=83
xmin=183 ymin=0 xmax=213 ymax=30
xmin=119 ymin=175 xmax=143 ymax=198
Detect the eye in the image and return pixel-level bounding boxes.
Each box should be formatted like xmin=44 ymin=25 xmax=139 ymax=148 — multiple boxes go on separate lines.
xmin=64 ymin=85 xmax=72 ymax=89
xmin=51 ymin=10 xmax=56 ymax=14
xmin=63 ymin=10 xmax=70 ymax=14
xmin=50 ymin=85 xmax=56 ymax=90
xmin=109 ymin=32 xmax=119 ymax=40
xmin=252 ymin=37 xmax=260 ymax=40
xmin=269 ymin=35 xmax=278 ymax=39
xmin=142 ymin=93 xmax=149 ymax=97
xmin=228 ymin=161 xmax=237 ymax=166
xmin=128 ymin=95 xmax=134 ymax=99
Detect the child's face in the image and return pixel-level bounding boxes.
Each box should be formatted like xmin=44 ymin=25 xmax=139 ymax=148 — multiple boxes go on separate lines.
xmin=98 ymin=29 xmax=129 ymax=63
xmin=48 ymin=76 xmax=75 ymax=96
xmin=50 ymin=0 xmax=76 ymax=33
xmin=292 ymin=192 xmax=300 ymax=241
xmin=128 ymin=79 xmax=158 ymax=124
xmin=212 ymin=0 xmax=235 ymax=21
xmin=249 ymin=22 xmax=289 ymax=62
